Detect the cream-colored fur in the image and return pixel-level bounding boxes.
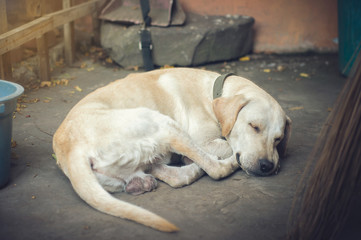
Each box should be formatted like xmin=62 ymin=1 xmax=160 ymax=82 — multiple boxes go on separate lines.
xmin=53 ymin=68 xmax=291 ymax=232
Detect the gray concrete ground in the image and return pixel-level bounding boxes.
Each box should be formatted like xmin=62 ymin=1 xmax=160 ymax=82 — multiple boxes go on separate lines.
xmin=0 ymin=53 xmax=350 ymax=239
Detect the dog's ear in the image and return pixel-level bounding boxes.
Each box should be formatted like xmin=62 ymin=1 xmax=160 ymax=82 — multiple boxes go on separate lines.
xmin=277 ymin=116 xmax=292 ymax=158
xmin=212 ymin=95 xmax=249 ymax=137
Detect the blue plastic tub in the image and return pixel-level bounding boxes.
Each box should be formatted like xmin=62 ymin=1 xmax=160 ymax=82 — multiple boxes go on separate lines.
xmin=0 ymin=80 xmax=24 ymax=188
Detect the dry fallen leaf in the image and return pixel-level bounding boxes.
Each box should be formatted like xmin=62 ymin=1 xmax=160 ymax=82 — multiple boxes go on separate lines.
xmin=87 ymin=67 xmax=94 ymax=72
xmin=161 ymin=65 xmax=174 ymax=69
xmin=16 ymin=104 xmax=21 ymax=112
xmin=55 ymin=58 xmax=64 ymax=67
xmin=74 ymin=86 xmax=83 ymax=92
xmin=90 ymin=46 xmax=97 ymax=53
xmin=19 ymin=98 xmax=40 ymax=104
xmin=31 ymin=195 xmax=36 ymax=199
xmin=11 ymin=139 xmax=17 ymax=148
xmin=263 ymin=69 xmax=271 ymax=73
xmin=106 ymin=58 xmax=113 ymax=64
xmin=80 ymin=62 xmax=87 ymax=68
xmin=277 ymin=65 xmax=286 ymax=72
xmin=52 ymin=80 xmax=61 ymax=86
xmin=61 ymin=79 xmax=69 ymax=86
xmin=289 ymin=106 xmax=304 ymax=111
xmin=40 ymin=81 xmax=52 ymax=88
xmin=239 ymin=56 xmax=250 ymax=61
xmin=300 ymin=73 xmax=309 ymax=78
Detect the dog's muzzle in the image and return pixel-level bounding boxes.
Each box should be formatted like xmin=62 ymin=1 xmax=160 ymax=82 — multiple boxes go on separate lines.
xmin=236 ymin=152 xmax=280 ymax=176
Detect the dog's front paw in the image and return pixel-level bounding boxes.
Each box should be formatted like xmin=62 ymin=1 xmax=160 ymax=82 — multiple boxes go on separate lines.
xmin=125 ymin=175 xmax=158 ymax=195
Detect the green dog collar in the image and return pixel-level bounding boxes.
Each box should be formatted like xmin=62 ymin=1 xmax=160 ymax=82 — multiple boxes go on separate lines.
xmin=213 ymin=73 xmax=235 ymax=99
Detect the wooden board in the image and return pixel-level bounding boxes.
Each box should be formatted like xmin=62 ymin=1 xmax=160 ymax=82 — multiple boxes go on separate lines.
xmin=63 ymin=0 xmax=75 ymax=65
xmin=36 ymin=33 xmax=50 ymax=82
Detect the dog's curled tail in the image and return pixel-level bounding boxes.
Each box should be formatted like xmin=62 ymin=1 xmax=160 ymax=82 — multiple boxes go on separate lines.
xmin=65 ymin=150 xmax=179 ymax=233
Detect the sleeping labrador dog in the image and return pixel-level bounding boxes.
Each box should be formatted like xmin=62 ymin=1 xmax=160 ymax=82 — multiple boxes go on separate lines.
xmin=53 ymin=68 xmax=291 ymax=232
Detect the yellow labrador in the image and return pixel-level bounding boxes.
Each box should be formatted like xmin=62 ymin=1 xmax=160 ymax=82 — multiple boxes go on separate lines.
xmin=53 ymin=68 xmax=291 ymax=232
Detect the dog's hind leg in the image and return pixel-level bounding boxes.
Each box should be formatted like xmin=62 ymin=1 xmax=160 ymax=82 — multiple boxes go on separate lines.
xmin=94 ymin=171 xmax=126 ymax=193
xmin=150 ymin=163 xmax=205 ymax=188
xmin=124 ymin=172 xmax=158 ymax=195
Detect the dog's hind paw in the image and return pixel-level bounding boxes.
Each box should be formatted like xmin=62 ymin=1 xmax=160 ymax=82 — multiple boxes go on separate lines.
xmin=125 ymin=174 xmax=158 ymax=195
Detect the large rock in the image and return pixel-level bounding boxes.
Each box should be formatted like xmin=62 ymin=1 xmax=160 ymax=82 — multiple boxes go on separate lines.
xmin=101 ymin=13 xmax=254 ymax=68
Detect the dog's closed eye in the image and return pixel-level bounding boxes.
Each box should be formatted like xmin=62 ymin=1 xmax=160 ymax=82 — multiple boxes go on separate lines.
xmin=249 ymin=123 xmax=260 ymax=133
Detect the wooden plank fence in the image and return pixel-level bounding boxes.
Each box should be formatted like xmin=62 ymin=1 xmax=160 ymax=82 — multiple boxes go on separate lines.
xmin=0 ymin=0 xmax=104 ymax=81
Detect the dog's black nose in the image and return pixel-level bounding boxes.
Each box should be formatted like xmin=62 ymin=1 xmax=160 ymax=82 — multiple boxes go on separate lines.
xmin=259 ymin=159 xmax=274 ymax=173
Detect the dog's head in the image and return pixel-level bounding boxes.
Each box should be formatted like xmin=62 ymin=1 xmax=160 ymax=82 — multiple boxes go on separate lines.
xmin=213 ymin=94 xmax=292 ymax=176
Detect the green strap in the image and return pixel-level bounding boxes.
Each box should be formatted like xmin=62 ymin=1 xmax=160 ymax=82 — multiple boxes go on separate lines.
xmin=139 ymin=29 xmax=154 ymax=71
xmin=213 ymin=73 xmax=235 ymax=99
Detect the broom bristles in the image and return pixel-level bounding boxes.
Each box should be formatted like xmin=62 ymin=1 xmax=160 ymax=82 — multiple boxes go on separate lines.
xmin=288 ymin=51 xmax=361 ymax=240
